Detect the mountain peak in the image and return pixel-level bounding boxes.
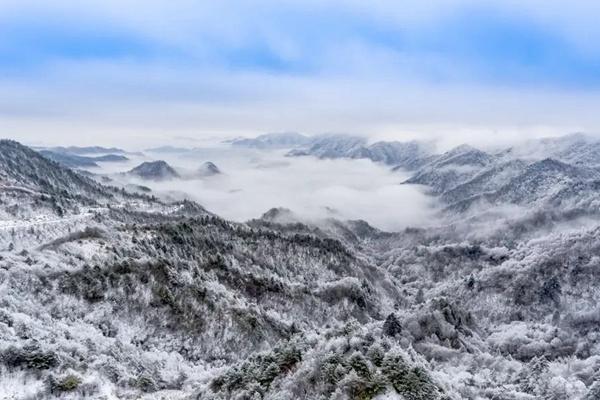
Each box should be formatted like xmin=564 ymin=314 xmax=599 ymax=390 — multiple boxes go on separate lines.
xmin=128 ymin=160 xmax=180 ymax=181
xmin=198 ymin=161 xmax=221 ymax=176
xmin=528 ymin=157 xmax=580 ymax=174
xmin=260 ymin=207 xmax=297 ymax=222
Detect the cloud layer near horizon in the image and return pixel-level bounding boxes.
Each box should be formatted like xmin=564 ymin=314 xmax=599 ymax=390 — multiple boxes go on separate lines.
xmin=2 ymin=1 xmax=600 ymax=147
xmin=105 ymin=147 xmax=438 ymax=231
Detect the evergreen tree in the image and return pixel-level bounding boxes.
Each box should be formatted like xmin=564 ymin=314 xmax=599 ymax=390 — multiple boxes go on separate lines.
xmin=382 ymin=313 xmax=402 ymax=337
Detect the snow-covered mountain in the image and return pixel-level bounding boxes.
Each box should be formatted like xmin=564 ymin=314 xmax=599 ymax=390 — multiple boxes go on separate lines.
xmin=283 ymin=134 xmax=434 ymax=169
xmin=440 ymin=159 xmax=528 ymax=205
xmin=400 ymin=137 xmax=600 ymax=218
xmin=501 ymin=133 xmax=600 ymax=166
xmin=490 ymin=158 xmax=599 ymax=205
xmin=2 ymin=137 xmax=600 ymax=399
xmin=403 ymin=144 xmax=496 ymax=194
xmin=365 ymin=140 xmax=433 ymax=169
xmin=286 ymin=134 xmax=368 ymax=158
xmin=0 ymin=140 xmax=128 ymax=217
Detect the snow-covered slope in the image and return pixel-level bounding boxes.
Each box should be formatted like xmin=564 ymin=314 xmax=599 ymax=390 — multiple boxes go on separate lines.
xmin=399 ymin=136 xmax=600 ymax=219
xmin=502 ymin=133 xmax=600 ymax=166
xmin=403 ymin=145 xmax=495 ymax=194
xmin=287 ymin=134 xmax=368 ymax=159
xmin=286 ymin=135 xmax=434 ymax=169
xmin=2 ymin=137 xmax=600 ymax=400
xmin=0 ymin=140 xmax=132 ymax=218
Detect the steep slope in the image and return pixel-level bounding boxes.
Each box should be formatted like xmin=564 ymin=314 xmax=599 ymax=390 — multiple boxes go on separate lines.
xmin=5 ymin=193 xmax=600 ymax=399
xmin=365 ymin=221 xmax=600 ymax=399
xmin=492 ymin=158 xmax=599 ymax=204
xmin=0 ymin=207 xmax=438 ymax=399
xmin=441 ymin=159 xmax=528 ymax=205
xmin=449 ymin=158 xmax=600 ymax=213
xmin=0 ymin=140 xmax=122 ymax=217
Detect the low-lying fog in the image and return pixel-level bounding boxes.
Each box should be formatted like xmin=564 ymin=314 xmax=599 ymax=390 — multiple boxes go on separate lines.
xmin=91 ymin=146 xmax=437 ymax=231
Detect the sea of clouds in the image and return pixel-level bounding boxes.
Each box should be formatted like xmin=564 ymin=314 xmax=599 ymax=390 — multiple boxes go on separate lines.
xmin=94 ymin=145 xmax=437 ymax=231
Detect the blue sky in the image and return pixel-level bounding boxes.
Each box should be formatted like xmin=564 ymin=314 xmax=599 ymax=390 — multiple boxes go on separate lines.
xmin=1 ymin=0 xmax=600 ymax=146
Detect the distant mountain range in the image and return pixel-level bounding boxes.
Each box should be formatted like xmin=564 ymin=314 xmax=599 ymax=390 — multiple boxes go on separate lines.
xmin=400 ymin=134 xmax=600 ymax=215
xmin=37 ymin=145 xmax=128 ymax=155
xmin=38 ymin=150 xmax=129 ymax=168
xmin=288 ymin=135 xmax=434 ymax=170
xmin=234 ymin=131 xmax=600 ymax=217
xmin=229 ymin=132 xmax=312 ymax=149
xmin=231 ymin=132 xmax=435 ymax=169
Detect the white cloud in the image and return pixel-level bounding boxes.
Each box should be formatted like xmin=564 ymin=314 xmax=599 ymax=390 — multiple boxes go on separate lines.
xmin=2 ymin=0 xmax=600 ymax=146
xmin=1 ymin=60 xmax=596 ymax=148
xmin=110 ymin=147 xmax=437 ymax=231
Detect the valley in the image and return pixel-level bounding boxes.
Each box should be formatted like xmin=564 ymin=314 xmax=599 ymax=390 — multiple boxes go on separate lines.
xmin=0 ymin=134 xmax=599 ymax=399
